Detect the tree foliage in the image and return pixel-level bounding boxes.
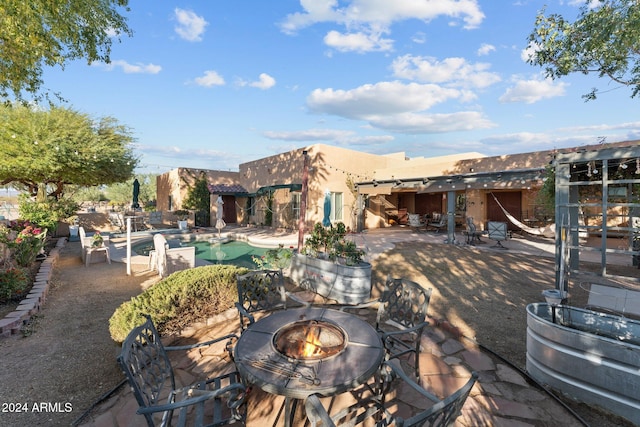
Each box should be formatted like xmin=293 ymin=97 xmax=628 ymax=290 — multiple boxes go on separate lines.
xmin=182 ymin=171 xmax=211 ymax=213
xmin=104 ymin=174 xmax=157 ymax=209
xmin=0 ymin=104 xmax=138 ymax=199
xmin=528 ymin=1 xmax=640 ymax=100
xmin=0 ymin=0 xmax=132 ymax=100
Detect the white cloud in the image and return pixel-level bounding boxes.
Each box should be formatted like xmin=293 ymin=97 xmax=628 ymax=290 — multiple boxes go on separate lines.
xmin=174 ymin=8 xmax=208 ymax=42
xmin=368 ymin=111 xmax=495 ymax=133
xmin=391 ymin=55 xmax=501 ymax=88
xmin=104 ymin=60 xmax=161 ymax=74
xmin=477 ymin=43 xmax=495 ymax=56
xmin=194 ymin=70 xmax=225 ymax=87
xmin=520 ymin=42 xmax=539 ymax=63
xmin=244 ymin=73 xmax=276 ymax=90
xmin=306 ymin=80 xmax=495 ymax=133
xmin=263 ymin=129 xmax=355 ymax=141
xmin=262 ymin=128 xmax=394 ymax=145
xmin=324 ymin=30 xmax=394 ymax=53
xmin=307 ymin=81 xmax=464 ymax=119
xmin=499 ymin=77 xmax=567 ymax=104
xmin=280 ymin=0 xmax=485 ymax=34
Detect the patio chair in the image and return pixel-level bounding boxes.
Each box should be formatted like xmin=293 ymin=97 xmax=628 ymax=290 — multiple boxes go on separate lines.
xmin=426 ymin=214 xmax=447 ymax=233
xmin=305 ymin=361 xmax=478 ymax=427
xmin=153 ymin=234 xmax=196 ymax=278
xmin=236 ymin=269 xmax=307 ymax=331
xmin=463 ymin=217 xmax=485 ymax=245
xmin=342 ymin=276 xmax=432 ymax=378
xmin=117 ymin=315 xmax=247 ymax=427
xmin=408 ymin=213 xmax=426 ymax=232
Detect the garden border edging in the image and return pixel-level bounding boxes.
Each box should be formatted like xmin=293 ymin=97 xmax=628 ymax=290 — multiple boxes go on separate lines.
xmin=0 ymin=237 xmax=66 ymax=337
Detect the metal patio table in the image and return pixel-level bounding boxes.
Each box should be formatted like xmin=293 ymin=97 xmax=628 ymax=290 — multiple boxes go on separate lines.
xmin=234 ymin=306 xmax=384 ymax=426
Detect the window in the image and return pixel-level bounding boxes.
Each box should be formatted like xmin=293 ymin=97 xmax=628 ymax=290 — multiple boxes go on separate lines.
xmin=247 ymin=197 xmax=256 ymax=216
xmin=330 ymin=192 xmax=343 ymax=221
xmin=168 ymin=195 xmax=173 ymax=211
xmin=291 ymin=192 xmax=301 ymax=220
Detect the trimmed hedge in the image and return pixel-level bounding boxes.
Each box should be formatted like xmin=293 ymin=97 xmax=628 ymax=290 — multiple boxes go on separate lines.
xmin=109 ymin=264 xmax=248 ymax=343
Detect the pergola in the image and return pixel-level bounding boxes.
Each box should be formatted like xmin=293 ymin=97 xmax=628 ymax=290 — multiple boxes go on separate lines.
xmin=554 ymin=145 xmax=640 ymax=291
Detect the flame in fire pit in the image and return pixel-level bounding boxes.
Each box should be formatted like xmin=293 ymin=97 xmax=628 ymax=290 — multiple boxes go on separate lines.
xmin=302 ymin=325 xmax=323 ymax=358
xmin=274 ymin=319 xmax=346 ymax=361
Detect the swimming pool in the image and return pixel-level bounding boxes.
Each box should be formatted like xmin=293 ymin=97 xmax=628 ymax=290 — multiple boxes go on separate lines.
xmin=133 ymin=238 xmax=268 ymax=269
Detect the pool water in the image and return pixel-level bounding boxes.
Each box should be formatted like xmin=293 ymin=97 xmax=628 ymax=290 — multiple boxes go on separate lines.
xmin=134 ymin=239 xmax=268 ymax=269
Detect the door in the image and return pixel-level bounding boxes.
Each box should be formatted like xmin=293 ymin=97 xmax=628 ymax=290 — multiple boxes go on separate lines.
xmin=222 ymin=195 xmax=237 ymax=224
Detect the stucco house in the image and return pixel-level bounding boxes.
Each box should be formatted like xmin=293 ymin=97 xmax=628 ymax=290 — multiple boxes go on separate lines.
xmin=156 ymin=140 xmax=639 ymax=235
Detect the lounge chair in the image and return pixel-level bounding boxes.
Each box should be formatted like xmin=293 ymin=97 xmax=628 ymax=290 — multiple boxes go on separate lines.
xmin=153 ymin=234 xmax=195 ymax=278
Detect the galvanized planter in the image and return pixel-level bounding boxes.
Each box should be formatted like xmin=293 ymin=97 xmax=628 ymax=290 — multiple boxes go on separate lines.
xmin=526 ymin=303 xmax=640 ymax=425
xmin=289 ymin=253 xmax=372 ymax=304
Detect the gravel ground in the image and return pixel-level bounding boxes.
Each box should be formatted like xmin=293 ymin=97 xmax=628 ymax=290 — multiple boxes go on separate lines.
xmin=0 ymin=238 xmax=637 ymax=426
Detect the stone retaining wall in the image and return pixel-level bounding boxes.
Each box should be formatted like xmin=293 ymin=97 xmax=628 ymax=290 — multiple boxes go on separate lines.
xmin=0 ymin=238 xmax=66 ymax=337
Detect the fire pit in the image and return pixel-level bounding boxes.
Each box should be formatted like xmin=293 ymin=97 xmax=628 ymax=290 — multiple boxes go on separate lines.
xmin=274 ymin=320 xmax=346 ymax=361
xmin=234 ymin=307 xmax=384 ymax=400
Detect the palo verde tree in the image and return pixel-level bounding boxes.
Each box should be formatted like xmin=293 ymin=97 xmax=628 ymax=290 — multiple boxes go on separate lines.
xmin=0 ymin=0 xmax=131 ymax=101
xmin=0 ymin=104 xmax=138 ymax=200
xmin=528 ymin=1 xmax=640 ymax=101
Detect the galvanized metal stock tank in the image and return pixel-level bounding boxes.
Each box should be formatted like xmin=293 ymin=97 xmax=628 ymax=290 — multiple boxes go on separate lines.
xmin=526 ymin=303 xmax=640 ymax=425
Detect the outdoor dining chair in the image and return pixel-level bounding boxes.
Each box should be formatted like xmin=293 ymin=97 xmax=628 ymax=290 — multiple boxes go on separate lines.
xmin=117 ymin=315 xmax=247 ymax=427
xmin=304 ymin=361 xmax=478 ymax=426
xmin=236 ymin=269 xmax=307 ymax=332
xmin=342 ymin=276 xmax=432 ymax=378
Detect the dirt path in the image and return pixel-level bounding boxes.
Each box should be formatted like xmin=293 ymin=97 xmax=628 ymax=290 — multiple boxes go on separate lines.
xmin=0 ymin=241 xmax=159 ymax=427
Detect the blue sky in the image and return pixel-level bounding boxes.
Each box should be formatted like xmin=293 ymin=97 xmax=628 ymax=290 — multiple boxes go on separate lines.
xmin=42 ymin=0 xmax=640 ymax=174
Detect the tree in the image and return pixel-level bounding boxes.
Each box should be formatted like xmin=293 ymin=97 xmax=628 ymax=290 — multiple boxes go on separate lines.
xmin=0 ymin=104 xmax=138 ymax=199
xmin=183 ymin=172 xmax=211 ymax=213
xmin=104 ymin=174 xmax=157 ymax=209
xmin=0 ymin=0 xmax=132 ymax=100
xmin=528 ymin=1 xmax=640 ymax=100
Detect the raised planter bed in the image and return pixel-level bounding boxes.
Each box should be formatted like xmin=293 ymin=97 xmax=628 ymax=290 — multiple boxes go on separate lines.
xmin=526 ymin=302 xmax=640 ymax=425
xmin=289 ymin=253 xmax=372 ymax=304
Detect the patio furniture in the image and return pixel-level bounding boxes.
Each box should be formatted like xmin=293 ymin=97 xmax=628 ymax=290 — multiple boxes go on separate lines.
xmin=153 ymin=233 xmax=196 ymax=278
xmin=487 ymin=221 xmax=508 ymax=249
xmin=463 ymin=217 xmax=485 ymax=245
xmin=342 ymin=276 xmax=432 ymax=378
xmin=427 ymin=214 xmax=447 ymax=233
xmin=117 ymin=315 xmax=247 ymax=427
xmin=79 ymin=227 xmax=111 ymax=266
xmin=408 ymin=213 xmax=427 ymax=232
xmin=305 ymin=361 xmax=478 ymax=427
xmin=234 ymin=306 xmax=385 ymax=427
xmin=235 ymin=269 xmax=307 ymax=332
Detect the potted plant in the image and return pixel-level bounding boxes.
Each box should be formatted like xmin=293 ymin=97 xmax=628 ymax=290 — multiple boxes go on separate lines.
xmin=67 ymin=215 xmax=79 ymax=240
xmin=289 ymin=222 xmax=371 ymax=304
xmin=173 ymin=210 xmax=189 ymax=230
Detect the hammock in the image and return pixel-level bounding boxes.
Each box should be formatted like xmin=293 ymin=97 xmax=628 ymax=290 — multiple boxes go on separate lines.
xmin=489 ymin=193 xmax=555 ymax=238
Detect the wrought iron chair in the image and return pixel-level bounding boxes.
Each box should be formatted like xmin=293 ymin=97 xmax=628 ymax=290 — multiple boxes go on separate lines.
xmin=343 ymin=276 xmax=432 ymax=378
xmin=463 ymin=217 xmax=485 ymax=245
xmin=305 ymin=361 xmax=477 ymax=427
xmin=236 ymin=269 xmax=306 ymax=331
xmin=117 ymin=315 xmax=247 ymax=427
xmin=408 ymin=213 xmax=427 ymax=232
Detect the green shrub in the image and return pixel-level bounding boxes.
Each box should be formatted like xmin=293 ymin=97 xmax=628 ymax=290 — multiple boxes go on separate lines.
xmin=109 ymin=264 xmax=248 ymax=343
xmin=0 ymin=267 xmax=29 ymax=301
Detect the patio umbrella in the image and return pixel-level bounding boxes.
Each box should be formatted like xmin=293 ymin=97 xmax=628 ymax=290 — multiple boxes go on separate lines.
xmin=215 ymin=196 xmax=226 ymax=238
xmin=131 ymin=179 xmax=140 ymax=209
xmin=322 ymin=191 xmax=331 ymax=227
